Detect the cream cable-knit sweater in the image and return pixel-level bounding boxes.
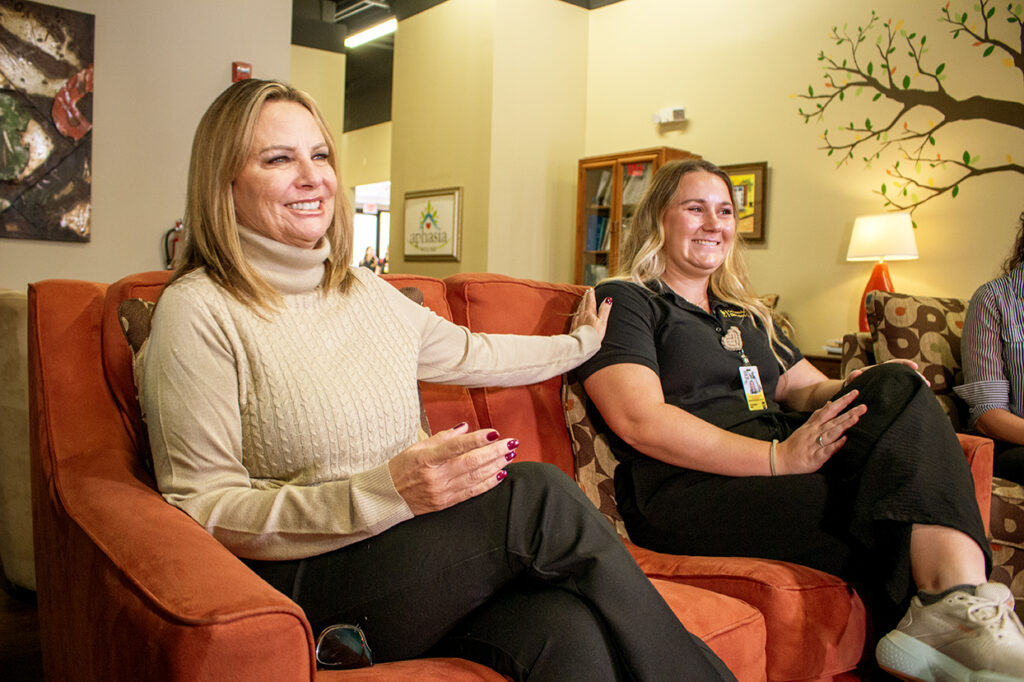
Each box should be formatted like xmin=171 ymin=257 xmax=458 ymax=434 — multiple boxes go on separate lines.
xmin=141 ymin=226 xmax=599 ymax=561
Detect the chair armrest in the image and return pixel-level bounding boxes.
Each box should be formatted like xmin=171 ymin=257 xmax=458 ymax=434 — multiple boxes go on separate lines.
xmin=34 ymin=444 xmax=317 ymax=681
xmin=958 ymin=433 xmax=994 ymax=536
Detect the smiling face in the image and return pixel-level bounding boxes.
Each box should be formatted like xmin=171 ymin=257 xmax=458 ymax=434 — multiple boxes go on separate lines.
xmin=232 ymin=100 xmax=337 ymax=249
xmin=661 ymin=170 xmax=736 ymax=287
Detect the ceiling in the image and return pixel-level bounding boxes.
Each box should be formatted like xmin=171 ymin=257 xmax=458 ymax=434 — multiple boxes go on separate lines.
xmin=293 ymin=0 xmax=626 ymax=47
xmin=291 ymin=0 xmax=626 ymax=132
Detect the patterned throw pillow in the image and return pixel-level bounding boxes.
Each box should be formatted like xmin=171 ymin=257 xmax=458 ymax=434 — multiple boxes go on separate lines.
xmin=118 ymin=298 xmax=157 ymax=408
xmin=562 ymin=369 xmax=629 ymax=539
xmin=866 ymin=290 xmax=969 ymax=428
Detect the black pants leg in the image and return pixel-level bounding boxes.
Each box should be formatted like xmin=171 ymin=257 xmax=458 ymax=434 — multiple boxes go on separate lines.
xmin=431 ymin=579 xmax=624 ymax=680
xmin=992 ymin=440 xmax=1024 ymax=484
xmin=621 ymin=363 xmax=990 ymax=619
xmin=247 ymin=462 xmax=734 ymax=681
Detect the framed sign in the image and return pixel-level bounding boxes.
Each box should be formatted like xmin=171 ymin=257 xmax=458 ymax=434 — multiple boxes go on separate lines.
xmin=403 ymin=187 xmax=462 ymax=261
xmin=721 ymin=162 xmax=767 ymax=242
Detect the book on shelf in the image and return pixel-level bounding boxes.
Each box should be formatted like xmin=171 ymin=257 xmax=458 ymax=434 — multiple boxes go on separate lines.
xmin=584 ymin=263 xmax=609 ymax=286
xmin=586 ymin=214 xmax=609 ymax=251
xmin=593 ymin=170 xmax=611 ymax=205
xmin=599 ymin=220 xmax=612 ymax=251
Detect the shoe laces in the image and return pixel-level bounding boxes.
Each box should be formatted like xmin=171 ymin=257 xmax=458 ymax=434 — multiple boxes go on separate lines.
xmin=963 ymin=594 xmax=1024 ymax=640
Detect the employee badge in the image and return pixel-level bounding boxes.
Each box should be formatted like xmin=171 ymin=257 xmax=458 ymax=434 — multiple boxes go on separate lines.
xmin=740 ymin=365 xmax=767 ymax=411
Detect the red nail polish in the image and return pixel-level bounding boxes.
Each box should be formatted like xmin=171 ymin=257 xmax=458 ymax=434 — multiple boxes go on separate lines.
xmin=604 ymin=297 xmax=613 ymax=305
xmin=486 ymin=431 xmax=500 ymax=441
xmin=505 ymin=450 xmax=517 ymax=462
xmin=453 ymin=422 xmax=468 ymax=431
xmin=507 ymin=439 xmax=519 ymax=450
xmin=496 ymin=470 xmax=508 ymax=482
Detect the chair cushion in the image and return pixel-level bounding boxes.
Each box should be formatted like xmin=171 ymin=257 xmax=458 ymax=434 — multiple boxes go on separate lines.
xmin=866 ymin=290 xmax=968 ymax=428
xmin=444 ymin=273 xmax=584 ymax=477
xmin=631 ymin=543 xmax=866 ymax=681
xmin=381 ymin=274 xmax=480 ymax=433
xmin=648 ymin=578 xmax=767 ymax=681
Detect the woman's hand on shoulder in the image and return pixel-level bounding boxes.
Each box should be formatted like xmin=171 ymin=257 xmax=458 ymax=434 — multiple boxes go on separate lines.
xmin=776 ymin=390 xmax=867 ymax=474
xmin=388 ymin=422 xmax=518 ymax=515
xmin=572 ymin=288 xmax=613 ymax=341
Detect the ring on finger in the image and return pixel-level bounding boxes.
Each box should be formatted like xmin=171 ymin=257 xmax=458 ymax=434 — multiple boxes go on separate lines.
xmin=816 ymin=435 xmax=824 ymax=447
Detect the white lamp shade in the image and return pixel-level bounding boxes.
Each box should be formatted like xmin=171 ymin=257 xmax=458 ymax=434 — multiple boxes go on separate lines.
xmin=846 ymin=213 xmax=918 ymax=262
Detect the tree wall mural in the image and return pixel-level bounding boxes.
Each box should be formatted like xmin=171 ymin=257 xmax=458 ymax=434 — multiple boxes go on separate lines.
xmin=796 ymin=1 xmax=1023 ymax=217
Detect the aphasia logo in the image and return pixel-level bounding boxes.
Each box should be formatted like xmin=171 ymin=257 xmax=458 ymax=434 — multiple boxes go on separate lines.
xmin=408 ymin=200 xmax=450 ymax=252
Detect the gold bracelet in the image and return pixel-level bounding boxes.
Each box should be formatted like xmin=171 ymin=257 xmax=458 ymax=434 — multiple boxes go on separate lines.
xmin=769 ymin=439 xmax=779 ymax=476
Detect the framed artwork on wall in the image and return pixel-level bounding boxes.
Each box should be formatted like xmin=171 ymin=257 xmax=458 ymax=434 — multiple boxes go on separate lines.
xmin=721 ymin=162 xmax=767 ymax=242
xmin=403 ymin=187 xmax=462 ymax=261
xmin=0 ymin=0 xmax=95 ymax=243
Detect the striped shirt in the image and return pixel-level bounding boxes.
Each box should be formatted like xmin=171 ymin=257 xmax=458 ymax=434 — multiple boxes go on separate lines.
xmin=955 ymin=266 xmax=1024 ymax=428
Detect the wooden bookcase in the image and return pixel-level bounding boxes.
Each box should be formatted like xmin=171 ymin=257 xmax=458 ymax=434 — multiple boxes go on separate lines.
xmin=574 ymin=147 xmax=700 ymax=285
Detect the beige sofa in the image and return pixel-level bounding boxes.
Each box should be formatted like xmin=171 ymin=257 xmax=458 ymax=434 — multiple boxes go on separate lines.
xmin=0 ymin=288 xmax=34 ymax=591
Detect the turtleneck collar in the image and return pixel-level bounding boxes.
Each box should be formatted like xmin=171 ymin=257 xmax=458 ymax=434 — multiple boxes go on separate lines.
xmin=237 ymin=225 xmax=330 ymax=295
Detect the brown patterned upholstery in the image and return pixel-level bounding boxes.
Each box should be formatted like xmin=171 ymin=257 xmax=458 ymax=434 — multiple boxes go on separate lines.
xmin=865 ymin=290 xmax=969 ymax=429
xmin=990 ymin=477 xmax=1024 ymax=617
xmin=562 ymin=369 xmax=629 ymax=538
xmin=841 ymin=290 xmax=1024 ymax=610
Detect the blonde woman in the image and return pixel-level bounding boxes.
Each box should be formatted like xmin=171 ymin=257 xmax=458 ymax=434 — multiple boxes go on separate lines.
xmin=142 ymin=80 xmax=734 ymax=680
xmin=578 ymin=159 xmax=1024 ymax=681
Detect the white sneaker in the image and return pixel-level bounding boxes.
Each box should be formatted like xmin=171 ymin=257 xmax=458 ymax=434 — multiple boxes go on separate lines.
xmin=876 ymin=582 xmax=1024 ymax=681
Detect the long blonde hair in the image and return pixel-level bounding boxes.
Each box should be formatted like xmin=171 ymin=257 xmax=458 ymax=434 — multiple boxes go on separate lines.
xmin=170 ymin=79 xmax=353 ymax=309
xmin=615 ymin=159 xmax=794 ymax=368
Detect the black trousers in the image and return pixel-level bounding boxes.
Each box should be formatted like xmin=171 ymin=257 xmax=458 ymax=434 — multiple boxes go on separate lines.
xmin=246 ymin=462 xmax=735 ymax=682
xmin=619 ymin=363 xmax=992 ymax=628
xmin=990 ymin=439 xmax=1024 ymax=484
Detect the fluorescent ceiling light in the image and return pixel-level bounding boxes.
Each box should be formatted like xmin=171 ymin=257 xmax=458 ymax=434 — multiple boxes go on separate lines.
xmin=344 ymin=18 xmax=397 ymax=48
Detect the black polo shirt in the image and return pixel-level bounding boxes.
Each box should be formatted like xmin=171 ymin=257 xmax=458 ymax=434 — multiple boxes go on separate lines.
xmin=577 ymin=279 xmax=803 ymax=464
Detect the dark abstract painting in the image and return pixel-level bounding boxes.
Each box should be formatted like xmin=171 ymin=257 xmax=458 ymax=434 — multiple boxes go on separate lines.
xmin=0 ymin=0 xmax=93 ymax=242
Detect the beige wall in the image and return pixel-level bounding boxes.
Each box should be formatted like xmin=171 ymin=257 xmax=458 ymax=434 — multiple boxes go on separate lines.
xmin=487 ymin=0 xmax=588 ymax=282
xmin=290 ymin=45 xmax=345 ymax=148
xmin=341 ymin=122 xmax=392 ymax=191
xmin=390 ymin=0 xmax=496 ymax=277
xmin=584 ymin=0 xmax=1024 ymax=350
xmin=0 ymin=0 xmax=292 ymax=292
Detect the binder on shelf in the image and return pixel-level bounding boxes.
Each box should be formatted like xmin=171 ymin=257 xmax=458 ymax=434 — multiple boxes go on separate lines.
xmin=586 ymin=215 xmax=609 ymax=251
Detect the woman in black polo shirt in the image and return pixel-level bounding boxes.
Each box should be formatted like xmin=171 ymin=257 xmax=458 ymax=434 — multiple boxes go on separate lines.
xmin=578 ymin=159 xmax=1024 ymax=681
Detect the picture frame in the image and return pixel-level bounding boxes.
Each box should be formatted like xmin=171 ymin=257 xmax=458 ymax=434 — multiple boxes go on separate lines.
xmin=403 ymin=187 xmax=462 ymax=261
xmin=721 ymin=162 xmax=767 ymax=242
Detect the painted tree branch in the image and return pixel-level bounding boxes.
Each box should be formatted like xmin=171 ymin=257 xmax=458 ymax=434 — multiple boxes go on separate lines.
xmin=795 ymin=1 xmax=1024 ymax=215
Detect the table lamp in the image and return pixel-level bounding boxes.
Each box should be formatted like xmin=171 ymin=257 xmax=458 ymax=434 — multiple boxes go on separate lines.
xmin=846 ymin=213 xmax=918 ymax=332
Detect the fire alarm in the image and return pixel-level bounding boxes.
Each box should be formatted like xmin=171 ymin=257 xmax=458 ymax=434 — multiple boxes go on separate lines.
xmin=232 ymin=62 xmax=252 ymax=82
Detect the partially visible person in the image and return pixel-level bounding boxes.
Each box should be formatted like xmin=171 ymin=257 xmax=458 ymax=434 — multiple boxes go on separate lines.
xmin=359 ymin=245 xmax=379 ymax=271
xmin=140 ymin=79 xmax=735 ymax=681
xmin=956 ymin=210 xmax=1024 ymax=484
xmin=578 ymin=159 xmax=1024 ymax=681
xmin=379 ymin=246 xmax=389 ymax=274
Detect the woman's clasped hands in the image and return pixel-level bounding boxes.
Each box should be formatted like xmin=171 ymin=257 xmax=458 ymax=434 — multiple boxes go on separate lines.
xmin=389 ymin=422 xmax=519 ymax=515
xmin=775 ymin=391 xmax=867 ymax=475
